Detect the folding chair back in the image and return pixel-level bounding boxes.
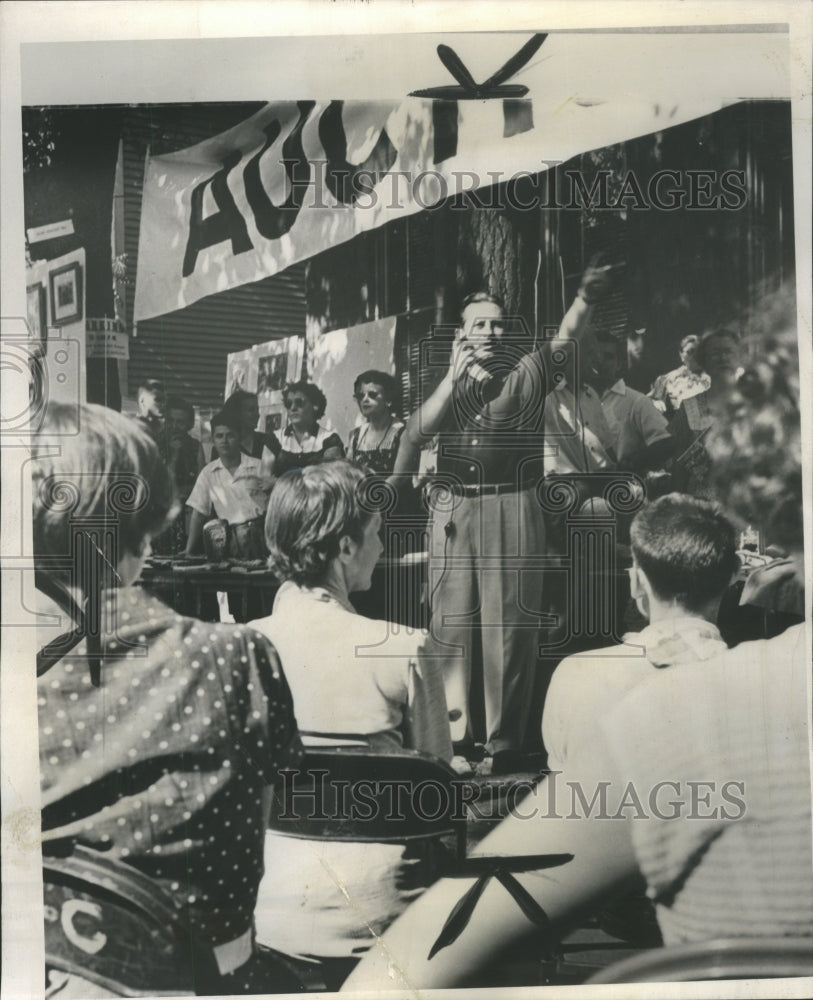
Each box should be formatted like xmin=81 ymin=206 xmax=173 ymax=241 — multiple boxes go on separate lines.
xmin=43 ymin=846 xmax=192 ymax=997
xmin=269 ymin=746 xmax=468 ymax=860
xmin=589 ymin=937 xmax=813 ymax=983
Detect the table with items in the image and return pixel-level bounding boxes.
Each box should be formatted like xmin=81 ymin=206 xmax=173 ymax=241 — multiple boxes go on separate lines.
xmin=138 ymin=552 xmax=430 ymax=626
xmin=138 ymin=556 xmax=280 ymax=621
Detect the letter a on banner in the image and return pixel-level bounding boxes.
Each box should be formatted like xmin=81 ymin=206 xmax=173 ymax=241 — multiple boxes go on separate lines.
xmin=182 ymin=151 xmax=254 ymax=278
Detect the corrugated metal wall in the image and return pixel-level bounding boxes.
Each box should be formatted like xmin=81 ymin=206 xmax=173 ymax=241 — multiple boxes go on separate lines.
xmin=121 ymin=104 xmax=306 ymax=408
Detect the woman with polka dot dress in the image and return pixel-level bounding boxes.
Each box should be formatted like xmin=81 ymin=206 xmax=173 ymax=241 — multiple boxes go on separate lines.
xmin=33 ymin=404 xmax=304 ymax=996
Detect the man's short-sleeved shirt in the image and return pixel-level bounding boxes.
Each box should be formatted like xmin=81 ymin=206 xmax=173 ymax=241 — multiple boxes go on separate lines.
xmin=187 ymin=454 xmax=271 ymax=524
xmin=600 ymin=623 xmax=812 ymax=944
xmin=600 ymin=379 xmax=671 ymax=465
xmin=435 ymin=351 xmax=548 ymax=488
xmin=543 ymin=380 xmax=616 ymax=476
xmin=543 ymin=617 xmax=727 ymax=772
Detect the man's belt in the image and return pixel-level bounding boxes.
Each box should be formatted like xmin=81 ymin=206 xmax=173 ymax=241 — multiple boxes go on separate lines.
xmin=450 ymin=482 xmax=522 ymax=498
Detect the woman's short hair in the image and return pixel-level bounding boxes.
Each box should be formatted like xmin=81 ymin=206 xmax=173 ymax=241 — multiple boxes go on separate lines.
xmin=679 ymin=334 xmax=700 ymax=352
xmin=630 ymin=494 xmax=739 ymax=612
xmin=32 ymin=403 xmax=176 ymax=576
xmin=266 ymin=460 xmax=374 ymax=586
xmin=353 ymin=370 xmax=399 ymax=407
xmin=283 ymin=380 xmax=327 ymax=420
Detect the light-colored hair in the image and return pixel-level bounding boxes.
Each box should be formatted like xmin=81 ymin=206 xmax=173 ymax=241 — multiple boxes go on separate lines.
xmin=265 ymin=460 xmax=374 ymax=586
xmin=459 ymin=290 xmax=504 ymax=324
xmin=32 ymin=403 xmax=176 ymax=576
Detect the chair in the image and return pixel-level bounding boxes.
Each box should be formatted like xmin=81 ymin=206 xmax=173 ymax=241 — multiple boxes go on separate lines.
xmin=269 ymin=746 xmax=468 ymax=862
xmin=43 ymin=845 xmax=193 ymax=996
xmin=266 ymin=747 xmax=469 ymax=989
xmin=588 ymin=937 xmax=813 ymax=983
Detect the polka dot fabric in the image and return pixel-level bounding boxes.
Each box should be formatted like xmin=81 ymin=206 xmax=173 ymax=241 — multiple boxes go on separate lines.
xmin=38 ymin=587 xmax=302 ymax=948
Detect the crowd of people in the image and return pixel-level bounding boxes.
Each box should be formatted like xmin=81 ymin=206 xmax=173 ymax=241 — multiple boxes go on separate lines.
xmin=133 ymin=371 xmax=403 ymax=560
xmin=33 ymin=272 xmax=811 ymax=995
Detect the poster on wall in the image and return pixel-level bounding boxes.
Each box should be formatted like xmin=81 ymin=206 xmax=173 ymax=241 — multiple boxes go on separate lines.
xmin=225 ymin=335 xmax=304 ymax=431
xmin=24 ymin=247 xmax=87 ymax=411
xmin=308 ymin=315 xmax=397 ymax=444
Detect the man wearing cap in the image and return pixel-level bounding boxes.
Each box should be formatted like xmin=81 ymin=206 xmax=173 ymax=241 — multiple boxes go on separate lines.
xmin=395 ymin=261 xmax=612 ymax=771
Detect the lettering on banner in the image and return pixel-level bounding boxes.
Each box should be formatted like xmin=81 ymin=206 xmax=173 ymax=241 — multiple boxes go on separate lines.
xmin=180 ymin=101 xmax=459 ymax=279
xmin=244 ymin=101 xmax=315 ymax=240
xmin=182 ymin=150 xmax=253 ymax=278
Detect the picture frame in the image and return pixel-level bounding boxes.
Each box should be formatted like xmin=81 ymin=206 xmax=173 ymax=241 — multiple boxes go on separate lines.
xmin=48 ymin=261 xmax=83 ymax=326
xmin=25 ymin=281 xmax=47 ymax=354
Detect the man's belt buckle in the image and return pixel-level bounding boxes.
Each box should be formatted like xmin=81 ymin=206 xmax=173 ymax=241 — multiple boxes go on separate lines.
xmin=454 ymin=483 xmax=517 ymax=498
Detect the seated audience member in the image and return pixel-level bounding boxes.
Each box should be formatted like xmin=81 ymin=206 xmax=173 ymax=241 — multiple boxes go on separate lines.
xmin=34 ymin=403 xmax=303 ymax=997
xmin=222 ymin=388 xmax=278 ymax=474
xmin=151 ymin=395 xmax=206 ymax=555
xmin=251 ymin=460 xmax=454 ymax=757
xmin=649 ymin=334 xmax=711 ymax=418
xmin=587 ymin=337 xmax=676 ymax=476
xmin=185 ymin=409 xmax=272 ymax=558
xmin=668 ymin=326 xmax=742 ymax=499
xmin=347 ymin=370 xmax=405 ymax=476
xmin=267 ymin=381 xmax=344 ymax=477
xmin=542 ymin=494 xmax=736 ymax=771
xmin=251 ymin=460 xmax=461 ymax=972
xmin=342 ymin=292 xmax=811 ymax=992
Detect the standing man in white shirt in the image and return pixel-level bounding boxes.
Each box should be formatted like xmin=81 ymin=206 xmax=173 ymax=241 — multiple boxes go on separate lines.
xmin=185 ymin=409 xmax=273 ymax=557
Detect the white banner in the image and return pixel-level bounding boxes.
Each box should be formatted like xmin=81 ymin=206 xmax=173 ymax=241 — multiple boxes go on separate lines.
xmin=134 ymin=32 xmax=790 ymax=322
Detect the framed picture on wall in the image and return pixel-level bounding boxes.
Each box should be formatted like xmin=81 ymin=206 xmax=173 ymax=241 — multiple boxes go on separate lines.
xmin=257 ymin=352 xmax=288 ymax=394
xmin=49 ymin=261 xmax=83 ymax=326
xmin=26 ymin=281 xmax=47 ymax=354
xmin=259 ymin=402 xmax=285 ymax=436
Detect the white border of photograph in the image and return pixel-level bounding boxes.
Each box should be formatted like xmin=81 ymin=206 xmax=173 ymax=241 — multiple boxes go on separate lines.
xmin=1 ymin=6 xmax=811 ymax=1000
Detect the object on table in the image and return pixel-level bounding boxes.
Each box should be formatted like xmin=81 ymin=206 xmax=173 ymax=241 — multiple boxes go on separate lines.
xmin=202 ymin=518 xmax=229 ymax=561
xmin=230 ymin=517 xmax=268 ymax=559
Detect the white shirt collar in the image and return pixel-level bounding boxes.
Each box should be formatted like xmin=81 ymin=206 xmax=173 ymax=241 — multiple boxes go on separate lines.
xmin=211 ymin=453 xmax=251 ymax=473
xmin=627 ymin=616 xmax=724 ymax=667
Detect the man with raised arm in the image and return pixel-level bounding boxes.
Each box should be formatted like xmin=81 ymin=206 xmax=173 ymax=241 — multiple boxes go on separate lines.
xmin=392 ymin=260 xmax=613 ymax=772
